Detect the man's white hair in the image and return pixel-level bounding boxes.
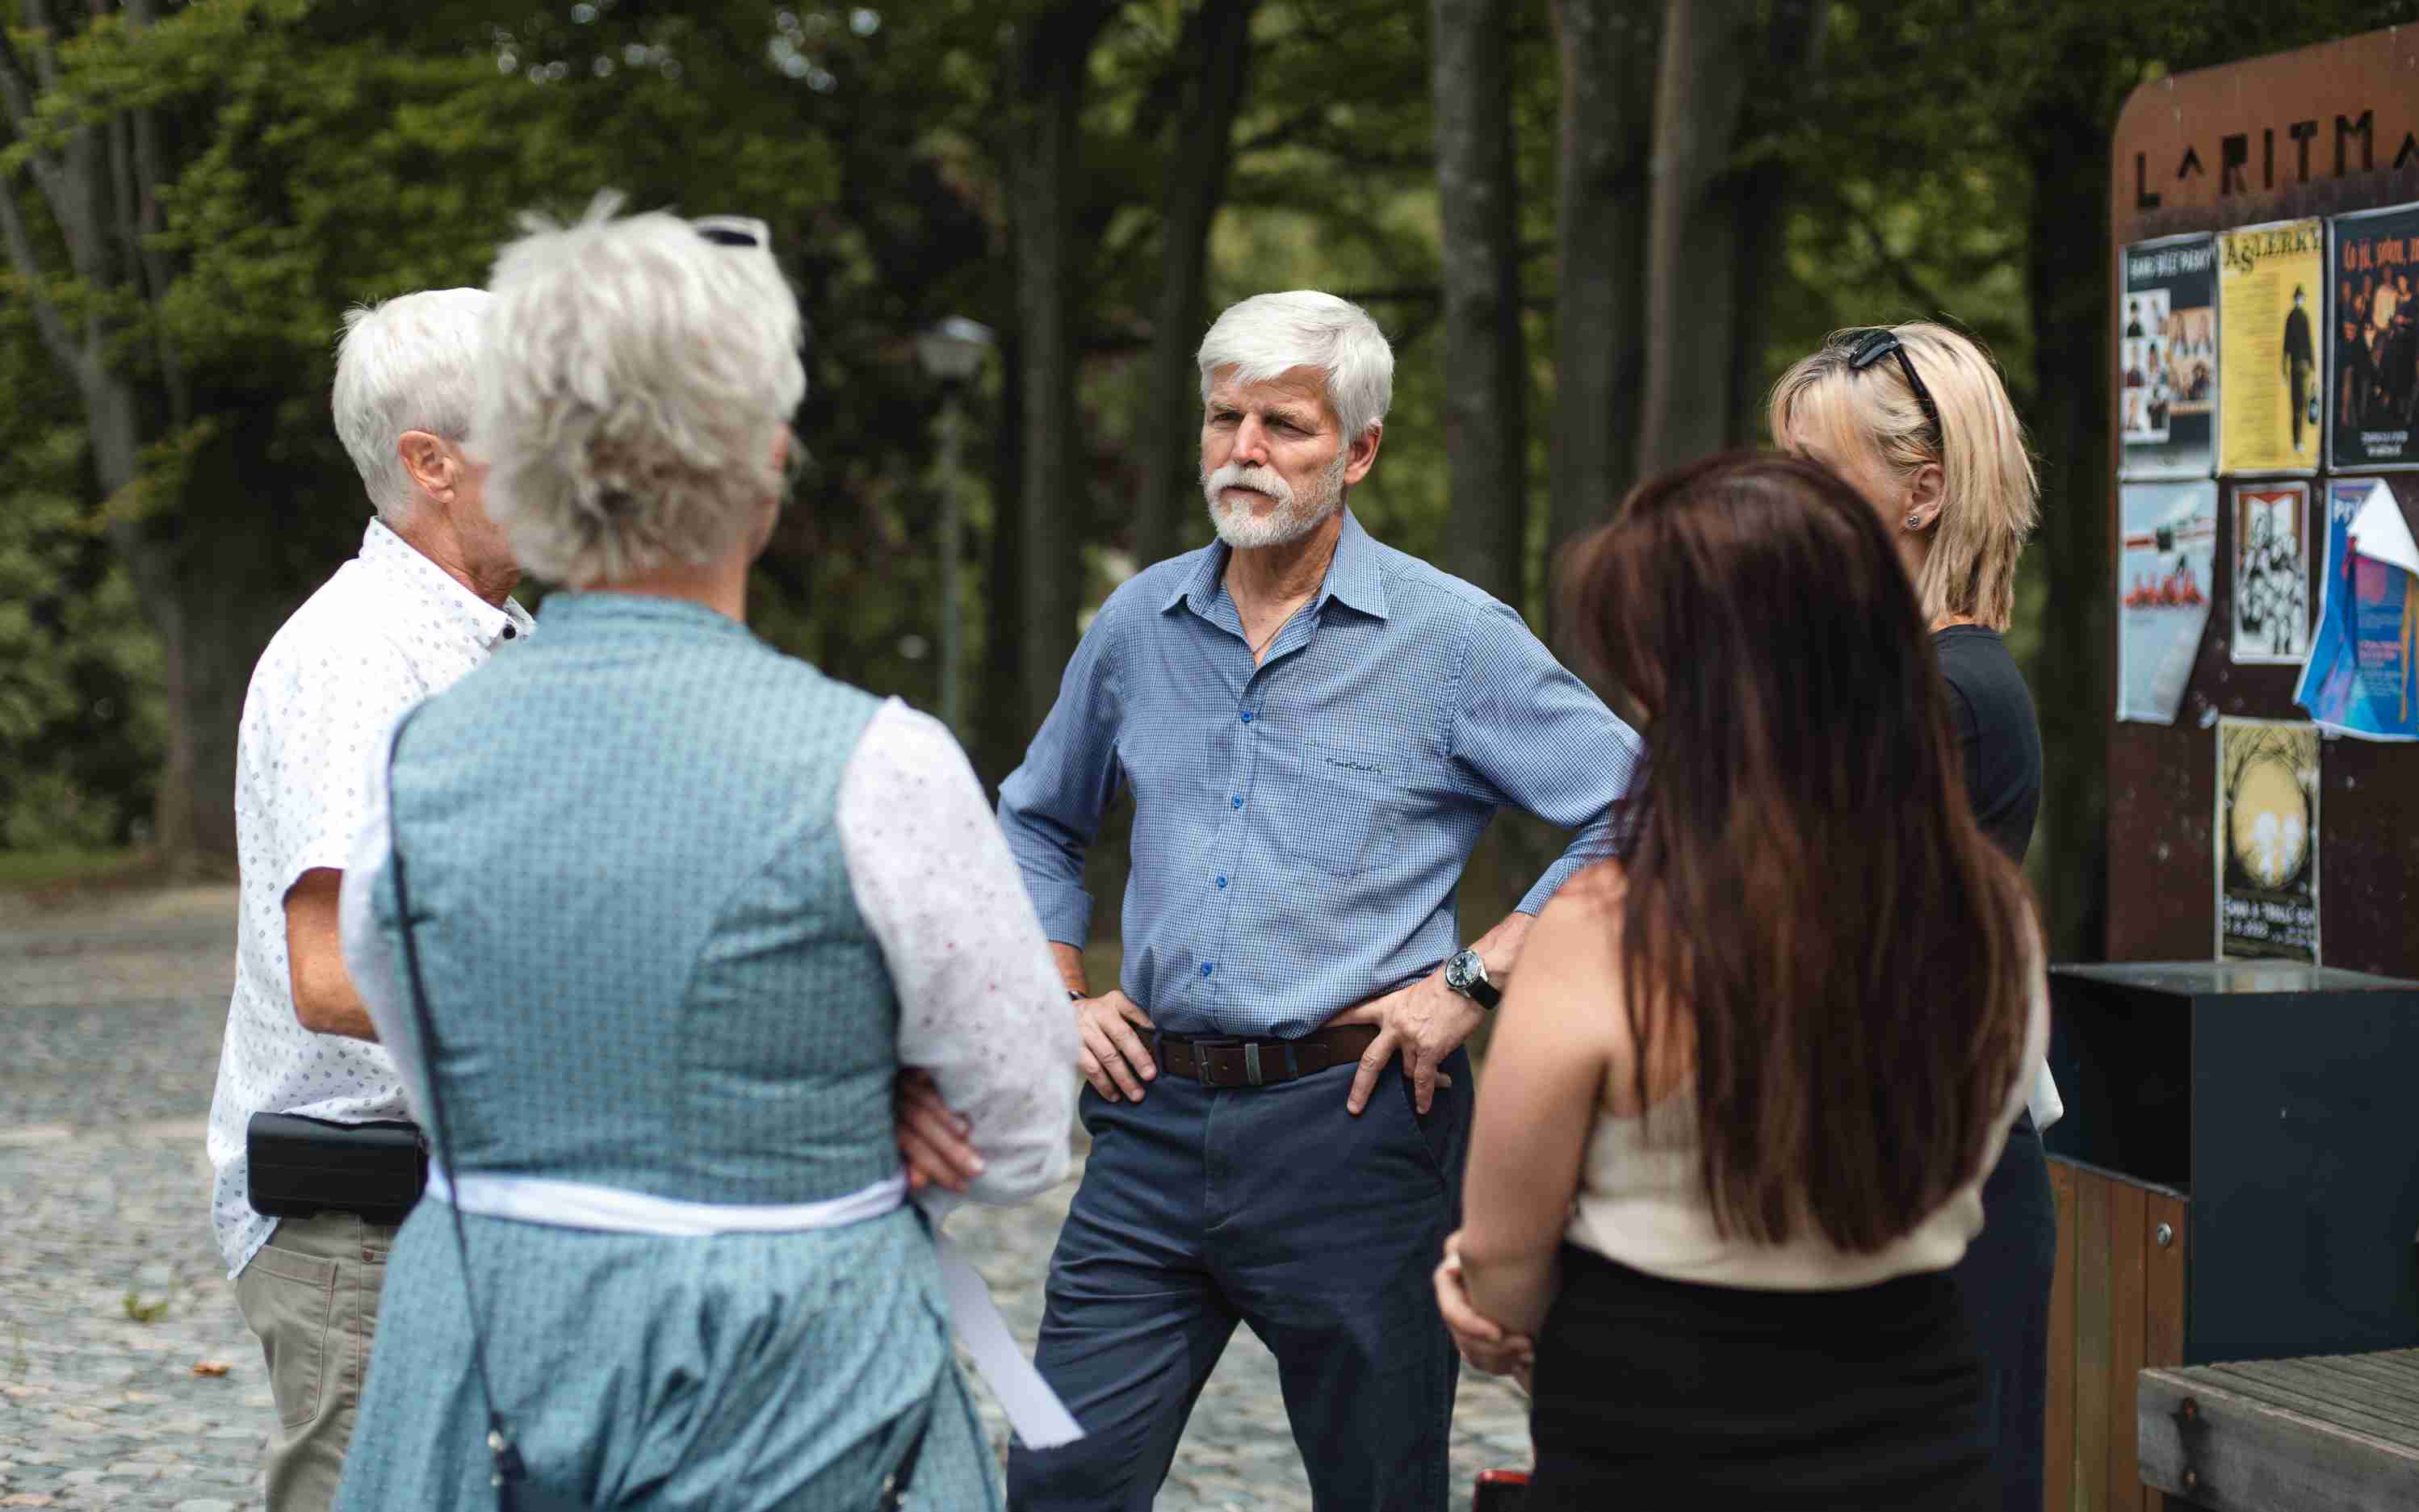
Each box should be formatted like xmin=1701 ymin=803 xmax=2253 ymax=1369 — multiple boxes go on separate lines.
xmin=333 ymin=288 xmax=495 ymax=523
xmin=1196 ymin=290 xmax=1394 ymax=442
xmin=475 ymin=192 xmax=806 ymax=587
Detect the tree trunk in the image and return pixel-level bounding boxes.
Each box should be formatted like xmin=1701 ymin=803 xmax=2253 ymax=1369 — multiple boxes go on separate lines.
xmin=1546 ymin=0 xmax=1655 ymax=626
xmin=2023 ymin=99 xmax=2111 ymax=962
xmin=1431 ymin=0 xmax=1528 ymax=605
xmin=1727 ymin=0 xmax=1826 ymax=444
xmin=1006 ymin=2 xmax=1115 ymax=737
xmin=977 ymin=325 xmax=1029 ymax=791
xmin=1636 ymin=0 xmax=1751 ymax=478
xmin=0 ymin=2 xmax=222 ymax=864
xmin=1133 ymin=0 xmax=1257 ymax=572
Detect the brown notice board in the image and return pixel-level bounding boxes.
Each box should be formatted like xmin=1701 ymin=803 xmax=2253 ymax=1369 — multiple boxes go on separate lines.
xmin=2107 ymin=27 xmax=2419 ymax=976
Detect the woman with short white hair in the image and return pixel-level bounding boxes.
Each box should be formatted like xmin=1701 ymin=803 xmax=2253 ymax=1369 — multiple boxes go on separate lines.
xmin=332 ymin=196 xmax=1079 ymax=1510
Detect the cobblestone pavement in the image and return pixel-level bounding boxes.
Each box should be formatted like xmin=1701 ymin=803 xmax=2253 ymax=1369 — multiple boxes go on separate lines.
xmin=0 ymin=887 xmax=1532 ymax=1510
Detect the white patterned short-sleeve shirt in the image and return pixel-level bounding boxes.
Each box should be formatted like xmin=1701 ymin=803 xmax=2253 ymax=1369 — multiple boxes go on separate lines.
xmin=205 ymin=518 xmax=532 ymax=1279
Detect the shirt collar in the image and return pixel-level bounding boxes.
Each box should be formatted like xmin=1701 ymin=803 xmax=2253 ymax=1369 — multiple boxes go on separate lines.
xmin=1319 ymin=509 xmax=1389 ymax=619
xmin=358 ymin=517 xmax=534 ymax=649
xmin=534 ymin=589 xmax=756 ymax=640
xmin=1161 ymin=508 xmax=1390 ymax=622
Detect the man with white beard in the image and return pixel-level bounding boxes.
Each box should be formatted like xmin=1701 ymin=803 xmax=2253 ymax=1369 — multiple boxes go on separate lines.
xmin=996 ymin=290 xmax=1643 ymax=1510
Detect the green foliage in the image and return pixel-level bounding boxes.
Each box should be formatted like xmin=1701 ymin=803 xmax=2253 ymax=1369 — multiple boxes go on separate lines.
xmin=0 ymin=308 xmax=162 ymax=849
xmin=5 ymin=0 xmax=2416 ymax=890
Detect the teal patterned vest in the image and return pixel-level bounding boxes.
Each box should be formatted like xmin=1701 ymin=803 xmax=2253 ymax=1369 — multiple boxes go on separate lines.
xmin=378 ymin=592 xmax=899 ymax=1204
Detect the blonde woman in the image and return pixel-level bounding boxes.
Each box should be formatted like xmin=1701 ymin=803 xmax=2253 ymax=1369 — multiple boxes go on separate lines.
xmin=1769 ymin=323 xmax=2055 ymax=1512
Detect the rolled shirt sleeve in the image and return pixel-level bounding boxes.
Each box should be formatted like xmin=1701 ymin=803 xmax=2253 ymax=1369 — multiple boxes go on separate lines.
xmin=840 ymin=700 xmax=1080 ymax=1205
xmin=1450 ymin=602 xmax=1645 ymax=915
xmin=994 ymin=602 xmax=1126 ymax=948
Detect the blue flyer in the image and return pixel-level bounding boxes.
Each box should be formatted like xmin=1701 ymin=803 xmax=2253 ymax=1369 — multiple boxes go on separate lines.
xmin=2295 ymin=476 xmax=2419 ymax=740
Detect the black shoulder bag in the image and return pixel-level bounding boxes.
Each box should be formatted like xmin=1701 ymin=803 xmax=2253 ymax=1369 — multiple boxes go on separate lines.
xmin=382 ymin=716 xmax=929 ymax=1511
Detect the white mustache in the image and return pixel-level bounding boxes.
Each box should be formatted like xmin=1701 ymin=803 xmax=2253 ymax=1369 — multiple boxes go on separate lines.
xmin=1204 ymin=463 xmax=1293 ymax=505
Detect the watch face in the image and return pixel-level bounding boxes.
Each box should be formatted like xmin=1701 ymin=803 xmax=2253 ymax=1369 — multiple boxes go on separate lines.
xmin=1445 ymin=951 xmax=1474 ymax=992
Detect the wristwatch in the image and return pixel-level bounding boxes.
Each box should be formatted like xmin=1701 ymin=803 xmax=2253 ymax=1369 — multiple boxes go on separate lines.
xmin=1443 ymin=947 xmax=1501 ymax=1010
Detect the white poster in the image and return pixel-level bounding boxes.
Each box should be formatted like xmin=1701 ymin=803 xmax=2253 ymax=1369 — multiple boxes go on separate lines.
xmin=2118 ymin=480 xmax=2219 ymax=723
xmin=2229 ymin=480 xmax=2309 ymax=664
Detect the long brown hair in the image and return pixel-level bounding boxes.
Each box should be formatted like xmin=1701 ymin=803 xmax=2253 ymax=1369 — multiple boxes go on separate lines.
xmin=1563 ymin=450 xmax=2033 ymax=1254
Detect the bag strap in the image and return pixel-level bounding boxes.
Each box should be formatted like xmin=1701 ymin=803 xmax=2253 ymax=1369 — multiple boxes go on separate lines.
xmin=383 ymin=710 xmax=531 ymax=1493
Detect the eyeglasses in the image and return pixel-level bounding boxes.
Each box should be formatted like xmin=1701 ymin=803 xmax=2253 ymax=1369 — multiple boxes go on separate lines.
xmin=1843 ymin=328 xmax=1945 ymax=467
xmin=691 ymin=215 xmax=769 ymax=249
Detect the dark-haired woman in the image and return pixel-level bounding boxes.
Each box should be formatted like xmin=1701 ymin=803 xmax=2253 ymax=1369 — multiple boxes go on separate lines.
xmin=1772 ymin=323 xmax=2061 ymax=1512
xmin=1433 ymin=451 xmax=2047 ymax=1508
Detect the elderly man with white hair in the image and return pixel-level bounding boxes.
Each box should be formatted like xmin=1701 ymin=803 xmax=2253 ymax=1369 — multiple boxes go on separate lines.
xmin=325 ymin=199 xmax=1075 ymax=1511
xmin=997 ymin=291 xmax=1645 ymax=1510
xmin=204 ymin=286 xmax=533 ymax=1512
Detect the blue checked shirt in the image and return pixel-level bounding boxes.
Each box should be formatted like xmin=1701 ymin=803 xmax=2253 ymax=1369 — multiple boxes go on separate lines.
xmin=997 ymin=509 xmax=1643 ymax=1039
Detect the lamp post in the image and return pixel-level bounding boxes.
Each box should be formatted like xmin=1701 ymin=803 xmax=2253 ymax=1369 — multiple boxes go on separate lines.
xmin=915 ymin=316 xmax=995 ymax=739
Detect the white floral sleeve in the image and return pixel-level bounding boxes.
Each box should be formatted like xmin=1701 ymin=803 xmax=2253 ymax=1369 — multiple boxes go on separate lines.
xmin=837 ymin=699 xmax=1079 ymax=1206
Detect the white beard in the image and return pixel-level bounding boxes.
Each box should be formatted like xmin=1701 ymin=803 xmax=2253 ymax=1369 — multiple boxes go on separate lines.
xmin=1202 ymin=451 xmax=1347 ymax=550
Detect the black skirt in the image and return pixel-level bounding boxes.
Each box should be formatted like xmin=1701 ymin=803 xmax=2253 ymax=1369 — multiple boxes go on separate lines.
xmin=1524 ymin=1245 xmax=1993 ymax=1510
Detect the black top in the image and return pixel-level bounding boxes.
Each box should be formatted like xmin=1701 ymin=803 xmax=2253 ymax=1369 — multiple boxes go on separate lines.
xmin=1933 ymin=626 xmax=2041 ymax=864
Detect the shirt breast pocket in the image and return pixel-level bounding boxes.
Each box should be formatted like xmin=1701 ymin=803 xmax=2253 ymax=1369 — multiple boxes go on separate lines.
xmin=1273 ymin=739 xmax=1404 ymax=880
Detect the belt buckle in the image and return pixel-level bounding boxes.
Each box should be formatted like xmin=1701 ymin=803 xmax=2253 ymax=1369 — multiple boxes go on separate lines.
xmin=1187 ymin=1037 xmax=1239 ymax=1088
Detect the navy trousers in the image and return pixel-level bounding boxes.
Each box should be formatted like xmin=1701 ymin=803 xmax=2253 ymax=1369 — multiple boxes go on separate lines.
xmin=1951 ymin=1111 xmax=2057 ymax=1512
xmin=1007 ymin=1048 xmax=1472 ymax=1512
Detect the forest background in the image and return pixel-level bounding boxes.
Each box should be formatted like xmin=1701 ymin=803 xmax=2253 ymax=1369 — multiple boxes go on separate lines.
xmin=3 ymin=0 xmax=2412 ymax=964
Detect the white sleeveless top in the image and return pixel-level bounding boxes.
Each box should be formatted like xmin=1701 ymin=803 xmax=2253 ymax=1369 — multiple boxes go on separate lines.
xmin=1566 ymin=957 xmax=2052 ymax=1292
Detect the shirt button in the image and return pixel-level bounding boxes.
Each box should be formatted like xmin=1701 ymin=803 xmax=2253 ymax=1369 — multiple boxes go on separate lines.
xmin=1231 ymin=795 xmax=1243 ymax=809
xmin=1201 ymin=962 xmax=1216 ymax=977
xmin=501 ymin=625 xmax=518 ymax=640
xmin=1239 ymin=710 xmax=1253 ymax=723
xmin=1215 ymin=876 xmax=1228 ymax=889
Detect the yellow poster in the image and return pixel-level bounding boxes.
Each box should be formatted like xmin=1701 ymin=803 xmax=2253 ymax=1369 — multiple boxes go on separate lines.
xmin=2216 ymin=717 xmax=2319 ymax=963
xmin=2217 ymin=218 xmax=2325 ymax=474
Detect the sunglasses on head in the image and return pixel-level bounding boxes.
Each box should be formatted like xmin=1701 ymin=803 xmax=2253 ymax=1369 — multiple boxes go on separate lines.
xmin=1843 ymin=328 xmax=1945 ymax=468
xmin=691 ymin=215 xmax=770 ymax=249
xmin=690 ymin=214 xmax=815 ymax=417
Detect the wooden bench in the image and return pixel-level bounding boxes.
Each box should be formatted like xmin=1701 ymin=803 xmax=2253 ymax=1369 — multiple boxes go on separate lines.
xmin=2137 ymin=1351 xmax=2419 ymax=1508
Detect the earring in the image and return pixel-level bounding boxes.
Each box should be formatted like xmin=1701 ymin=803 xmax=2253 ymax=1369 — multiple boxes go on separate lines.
xmin=1905 ymin=513 xmax=1922 ymax=530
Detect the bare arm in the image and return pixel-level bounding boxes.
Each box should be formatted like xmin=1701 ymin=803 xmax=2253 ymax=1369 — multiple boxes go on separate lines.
xmin=1049 ymin=942 xmax=1087 ymax=996
xmin=1471 ymin=909 xmax=1535 ymax=976
xmin=1456 ymin=888 xmax=1618 ymax=1338
xmin=285 ymin=869 xmax=379 ymax=1041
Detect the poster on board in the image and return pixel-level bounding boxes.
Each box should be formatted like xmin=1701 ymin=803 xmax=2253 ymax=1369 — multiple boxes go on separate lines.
xmin=2218 ymin=218 xmax=2326 ymax=474
xmin=2119 ymin=232 xmax=2218 ymax=478
xmin=2117 ymin=480 xmax=2217 ymax=723
xmin=2329 ymin=203 xmax=2419 ymax=471
xmin=2295 ymin=475 xmax=2419 ymax=740
xmin=2216 ymin=717 xmax=2320 ymax=965
xmin=2230 ymin=481 xmax=2308 ymax=664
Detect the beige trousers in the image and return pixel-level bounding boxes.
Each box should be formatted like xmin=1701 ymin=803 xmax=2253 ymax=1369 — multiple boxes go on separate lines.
xmin=233 ymin=1211 xmax=399 ymax=1512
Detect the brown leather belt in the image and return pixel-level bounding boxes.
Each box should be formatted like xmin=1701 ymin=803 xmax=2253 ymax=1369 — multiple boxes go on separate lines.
xmin=1154 ymin=1024 xmax=1380 ymax=1089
